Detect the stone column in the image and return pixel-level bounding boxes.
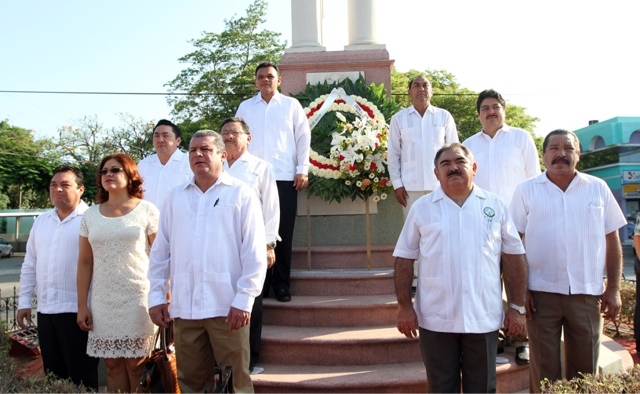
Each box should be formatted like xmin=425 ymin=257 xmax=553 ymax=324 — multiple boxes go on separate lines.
xmin=286 ymin=0 xmax=326 ymax=53
xmin=345 ymin=0 xmax=385 ymax=50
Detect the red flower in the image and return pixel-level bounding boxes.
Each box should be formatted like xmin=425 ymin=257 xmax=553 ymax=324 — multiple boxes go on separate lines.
xmin=369 ymin=162 xmax=377 ymax=170
xmin=379 ymin=178 xmax=388 ymax=186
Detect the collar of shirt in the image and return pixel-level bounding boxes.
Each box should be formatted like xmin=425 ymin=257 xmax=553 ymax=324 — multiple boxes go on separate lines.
xmin=251 ymin=90 xmax=282 ymax=105
xmin=407 ymin=104 xmax=437 ymax=117
xmin=182 ymin=171 xmax=236 ymax=192
xmin=430 ymin=184 xmax=489 ymax=205
xmin=480 ymin=123 xmax=513 ymax=138
xmin=538 ymin=170 xmax=589 ymax=191
xmin=223 ymin=151 xmax=253 ymax=171
xmin=51 ymin=200 xmax=89 ymax=223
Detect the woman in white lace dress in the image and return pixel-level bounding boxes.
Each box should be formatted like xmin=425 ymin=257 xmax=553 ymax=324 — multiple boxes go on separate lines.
xmin=77 ymin=153 xmax=159 ymax=393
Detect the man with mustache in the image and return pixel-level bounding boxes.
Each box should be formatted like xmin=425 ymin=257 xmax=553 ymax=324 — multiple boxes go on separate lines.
xmin=394 ymin=143 xmax=527 ymax=393
xmin=463 ymin=89 xmax=541 ymax=364
xmin=388 ymin=75 xmax=458 ymax=216
xmin=510 ymin=129 xmax=626 ymax=392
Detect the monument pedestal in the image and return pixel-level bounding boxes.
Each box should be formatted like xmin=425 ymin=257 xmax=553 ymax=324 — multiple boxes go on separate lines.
xmin=279 ymin=49 xmax=393 ymax=96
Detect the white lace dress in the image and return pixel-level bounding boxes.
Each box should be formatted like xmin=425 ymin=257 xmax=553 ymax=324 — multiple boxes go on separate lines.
xmin=79 ymin=200 xmax=159 ymax=358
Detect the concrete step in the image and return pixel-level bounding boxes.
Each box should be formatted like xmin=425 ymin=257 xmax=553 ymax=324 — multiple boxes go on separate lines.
xmin=289 ymin=269 xmax=395 ymax=296
xmin=263 ymin=295 xmax=397 ymax=327
xmin=252 ymin=349 xmax=530 ymax=393
xmin=292 ymin=245 xmax=395 ymax=270
xmin=251 ymin=362 xmax=428 ymax=393
xmin=260 ymin=325 xmax=421 ymax=365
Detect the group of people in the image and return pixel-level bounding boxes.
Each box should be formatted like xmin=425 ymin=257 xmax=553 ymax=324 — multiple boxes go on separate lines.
xmin=391 ymin=76 xmax=625 ymax=392
xmin=16 ymin=61 xmax=309 ymax=393
xmin=13 ymin=65 xmax=626 ymax=393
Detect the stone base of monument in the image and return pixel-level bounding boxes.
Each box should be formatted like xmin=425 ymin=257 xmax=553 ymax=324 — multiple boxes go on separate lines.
xmin=252 ymin=248 xmax=634 ymax=393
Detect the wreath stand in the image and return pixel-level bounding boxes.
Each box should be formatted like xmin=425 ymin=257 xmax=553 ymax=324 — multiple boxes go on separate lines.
xmin=306 ymin=195 xmax=373 ymax=271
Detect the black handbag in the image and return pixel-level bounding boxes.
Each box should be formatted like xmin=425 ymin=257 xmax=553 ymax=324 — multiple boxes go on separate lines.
xmin=140 ymin=324 xmax=180 ymax=393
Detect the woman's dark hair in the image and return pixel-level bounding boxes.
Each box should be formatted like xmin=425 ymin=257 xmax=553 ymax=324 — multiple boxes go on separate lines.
xmin=95 ymin=153 xmax=144 ymax=203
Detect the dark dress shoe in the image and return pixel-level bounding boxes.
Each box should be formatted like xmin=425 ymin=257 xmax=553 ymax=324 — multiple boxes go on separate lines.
xmin=276 ymin=288 xmax=291 ymax=302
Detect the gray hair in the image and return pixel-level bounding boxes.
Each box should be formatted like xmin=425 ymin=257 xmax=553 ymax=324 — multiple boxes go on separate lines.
xmin=433 ymin=142 xmax=475 ymax=167
xmin=190 ymin=130 xmax=226 ymax=154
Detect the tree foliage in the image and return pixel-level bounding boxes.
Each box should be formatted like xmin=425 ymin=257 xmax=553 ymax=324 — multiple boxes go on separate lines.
xmin=391 ymin=68 xmax=541 ymax=145
xmin=166 ymin=0 xmax=286 ymax=127
xmin=49 ymin=115 xmax=156 ymax=203
xmin=0 ymin=120 xmax=53 ymax=208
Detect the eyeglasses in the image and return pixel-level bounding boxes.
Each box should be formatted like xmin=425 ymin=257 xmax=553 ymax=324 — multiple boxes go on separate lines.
xmin=221 ymin=131 xmax=247 ymax=137
xmin=99 ymin=167 xmax=124 ymax=176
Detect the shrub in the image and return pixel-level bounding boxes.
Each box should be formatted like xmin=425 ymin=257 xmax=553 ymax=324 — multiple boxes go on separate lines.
xmin=604 ymin=279 xmax=636 ymax=337
xmin=0 ymin=323 xmax=90 ymax=393
xmin=541 ymin=365 xmax=640 ymax=393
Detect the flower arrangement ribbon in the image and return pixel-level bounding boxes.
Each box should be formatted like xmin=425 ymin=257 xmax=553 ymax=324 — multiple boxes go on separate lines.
xmin=308 ymin=87 xmax=370 ymax=130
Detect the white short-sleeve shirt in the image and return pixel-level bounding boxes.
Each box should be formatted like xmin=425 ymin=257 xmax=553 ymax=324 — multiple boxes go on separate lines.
xmin=463 ymin=125 xmax=540 ymax=205
xmin=510 ymin=172 xmax=626 ymax=295
xmin=388 ymin=105 xmax=458 ymax=192
xmin=394 ymin=186 xmax=525 ymax=333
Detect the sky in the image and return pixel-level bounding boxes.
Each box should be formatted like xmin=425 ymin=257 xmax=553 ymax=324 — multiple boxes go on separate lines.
xmin=1 ymin=0 xmax=639 ymax=141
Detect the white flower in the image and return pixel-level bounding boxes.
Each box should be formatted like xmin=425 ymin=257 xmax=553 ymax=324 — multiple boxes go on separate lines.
xmin=345 ymin=180 xmax=351 ymax=185
xmin=373 ymin=196 xmax=380 ymax=202
xmin=381 ymin=193 xmax=387 ymax=200
xmin=335 ymin=112 xmax=347 ymax=123
xmin=369 ymin=173 xmax=375 ymax=179
xmin=374 ymin=177 xmax=379 ymax=183
xmin=356 ymin=181 xmax=362 ymax=187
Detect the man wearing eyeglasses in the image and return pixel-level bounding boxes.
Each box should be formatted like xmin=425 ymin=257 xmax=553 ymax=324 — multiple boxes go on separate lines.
xmin=235 ymin=61 xmax=311 ymax=303
xmin=17 ymin=166 xmax=99 ymax=391
xmin=463 ymin=89 xmax=541 ymax=365
xmin=221 ymin=117 xmax=280 ymax=375
xmin=138 ymin=119 xmax=192 ymax=209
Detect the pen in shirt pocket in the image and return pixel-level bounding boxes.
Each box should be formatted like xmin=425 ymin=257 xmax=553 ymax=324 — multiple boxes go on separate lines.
xmin=214 ymin=198 xmax=219 ymax=207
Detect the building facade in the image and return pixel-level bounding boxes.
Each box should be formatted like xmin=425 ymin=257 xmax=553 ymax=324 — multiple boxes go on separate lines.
xmin=575 ymin=117 xmax=640 ymax=240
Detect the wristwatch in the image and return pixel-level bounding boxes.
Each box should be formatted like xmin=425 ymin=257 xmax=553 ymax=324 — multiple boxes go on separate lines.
xmin=509 ymin=303 xmax=526 ymax=315
xmin=267 ymin=242 xmax=277 ymax=250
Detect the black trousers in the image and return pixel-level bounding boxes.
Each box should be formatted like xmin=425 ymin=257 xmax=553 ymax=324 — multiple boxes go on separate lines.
xmin=37 ymin=312 xmax=99 ymax=391
xmin=419 ymin=327 xmax=498 ymax=393
xmin=265 ymin=181 xmax=298 ymax=294
xmin=249 ymin=293 xmax=263 ymax=370
xmin=635 ymin=279 xmax=640 ymax=351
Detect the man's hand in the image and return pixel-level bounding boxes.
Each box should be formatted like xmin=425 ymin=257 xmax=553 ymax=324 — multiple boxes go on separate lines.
xmin=503 ymin=308 xmax=526 ymax=337
xmin=600 ymin=288 xmax=621 ymax=319
xmin=293 ymin=174 xmax=308 ymax=191
xmin=77 ymin=306 xmax=93 ymax=332
xmin=525 ymin=290 xmax=536 ymax=320
xmin=16 ymin=309 xmax=33 ymax=329
xmin=267 ymin=247 xmax=276 ymax=269
xmin=394 ymin=187 xmax=408 ymax=207
xmin=226 ymin=307 xmax=250 ymax=331
xmin=149 ymin=304 xmax=172 ymax=328
xmin=396 ymin=305 xmax=419 ymax=339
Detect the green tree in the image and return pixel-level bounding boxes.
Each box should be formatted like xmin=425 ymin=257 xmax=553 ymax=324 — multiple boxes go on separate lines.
xmin=391 ymin=68 xmax=540 ymax=144
xmin=0 ymin=120 xmax=54 ymax=208
xmin=166 ymin=0 xmax=286 ymax=127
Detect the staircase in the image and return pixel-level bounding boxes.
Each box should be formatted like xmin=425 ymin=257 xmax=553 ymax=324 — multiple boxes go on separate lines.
xmin=251 ymin=245 xmax=530 ymax=393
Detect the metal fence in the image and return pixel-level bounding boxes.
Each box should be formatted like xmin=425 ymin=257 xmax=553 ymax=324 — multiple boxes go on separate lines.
xmin=0 ymin=287 xmax=37 ymax=331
